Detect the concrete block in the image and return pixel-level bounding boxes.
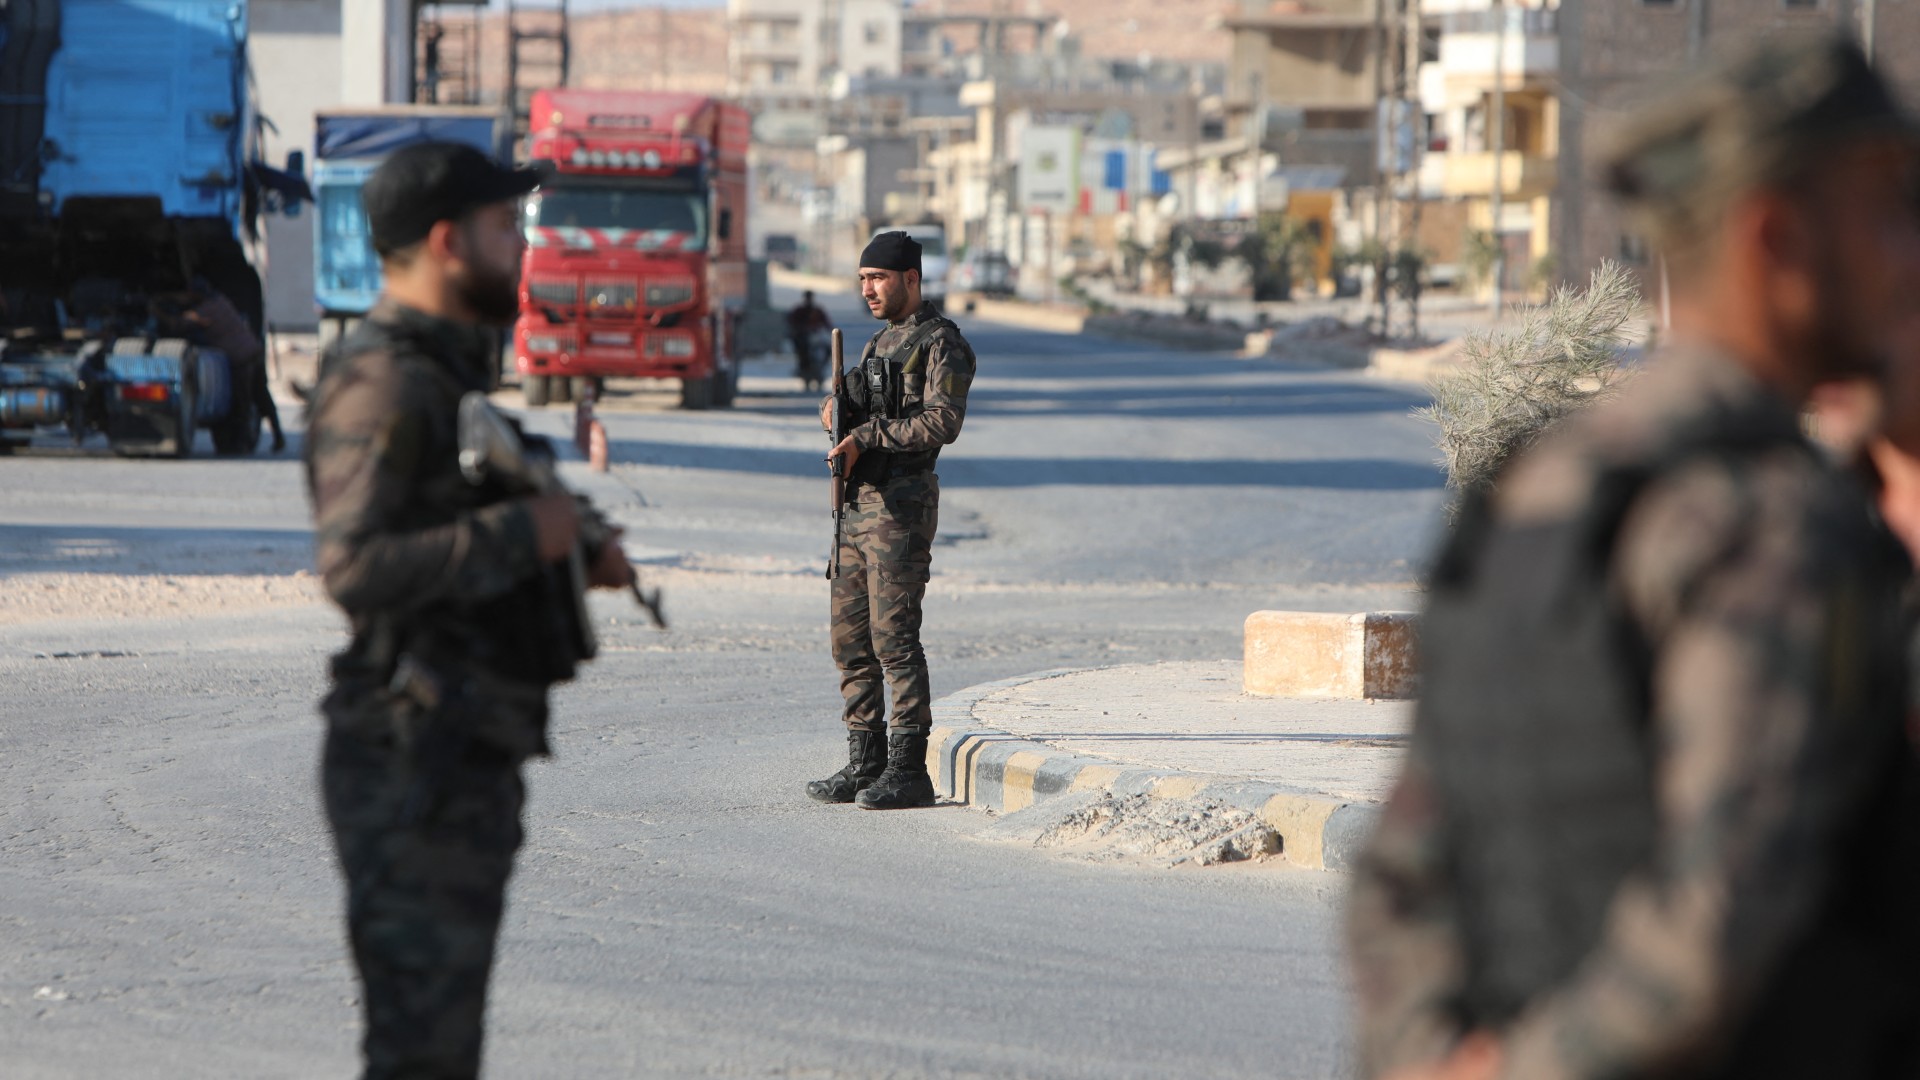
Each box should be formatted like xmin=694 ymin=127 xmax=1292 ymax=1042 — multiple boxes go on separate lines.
xmin=1243 ymin=610 xmax=1418 ymax=700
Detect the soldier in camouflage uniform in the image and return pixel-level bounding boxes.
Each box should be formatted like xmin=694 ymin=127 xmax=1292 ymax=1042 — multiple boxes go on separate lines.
xmin=808 ymin=231 xmax=975 ymax=810
xmin=304 ymin=142 xmax=633 ymax=1080
xmin=1347 ymin=37 xmax=1920 ymax=1080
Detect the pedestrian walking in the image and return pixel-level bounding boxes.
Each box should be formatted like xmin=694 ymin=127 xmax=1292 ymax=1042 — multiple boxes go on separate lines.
xmin=808 ymin=231 xmax=976 ymax=810
xmin=302 ymin=141 xmax=635 ymax=1080
xmin=1347 ymin=35 xmax=1920 ymax=1080
xmin=787 ymin=289 xmax=832 ymax=391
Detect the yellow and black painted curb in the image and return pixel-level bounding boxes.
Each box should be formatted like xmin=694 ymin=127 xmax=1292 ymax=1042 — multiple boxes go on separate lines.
xmin=925 ymin=669 xmax=1381 ymax=872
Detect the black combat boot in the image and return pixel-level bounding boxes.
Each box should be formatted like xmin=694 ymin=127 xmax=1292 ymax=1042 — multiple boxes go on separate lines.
xmin=854 ymin=732 xmax=936 ymax=810
xmin=806 ymin=729 xmax=888 ymax=803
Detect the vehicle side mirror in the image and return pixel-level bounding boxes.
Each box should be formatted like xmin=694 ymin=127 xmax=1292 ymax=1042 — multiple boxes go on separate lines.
xmin=283 ymin=149 xmax=306 ymax=219
xmin=718 ymin=208 xmax=733 ymax=242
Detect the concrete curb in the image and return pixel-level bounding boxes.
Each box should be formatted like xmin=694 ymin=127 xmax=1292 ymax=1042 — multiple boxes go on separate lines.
xmin=927 ymin=668 xmax=1381 ymax=871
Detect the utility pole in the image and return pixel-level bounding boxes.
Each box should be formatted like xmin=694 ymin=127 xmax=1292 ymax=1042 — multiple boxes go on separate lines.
xmin=1372 ymin=0 xmax=1391 ymax=333
xmin=1488 ymin=0 xmax=1506 ymax=319
xmin=1405 ymin=0 xmax=1423 ymax=339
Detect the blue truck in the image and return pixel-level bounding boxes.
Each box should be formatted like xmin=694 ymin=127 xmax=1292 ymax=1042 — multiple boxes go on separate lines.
xmin=0 ymin=0 xmax=303 ymax=457
xmin=313 ymin=106 xmax=510 ymax=325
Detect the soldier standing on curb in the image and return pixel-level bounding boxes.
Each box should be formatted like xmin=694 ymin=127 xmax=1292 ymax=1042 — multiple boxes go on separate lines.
xmin=807 ymin=231 xmax=976 ymax=810
xmin=1347 ymin=36 xmax=1920 ymax=1080
xmin=304 ymin=142 xmax=634 ymax=1079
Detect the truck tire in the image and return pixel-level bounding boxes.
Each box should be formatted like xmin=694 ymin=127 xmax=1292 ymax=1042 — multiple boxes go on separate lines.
xmin=524 ymin=374 xmax=551 ymax=407
xmin=712 ymin=364 xmax=737 ymax=408
xmin=551 ymin=375 xmax=574 ymax=405
xmin=570 ymin=376 xmax=599 ymax=403
xmin=678 ymin=374 xmax=713 ymax=410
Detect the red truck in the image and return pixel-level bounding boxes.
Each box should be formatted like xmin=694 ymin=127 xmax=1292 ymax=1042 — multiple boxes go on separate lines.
xmin=515 ymin=90 xmax=750 ymax=409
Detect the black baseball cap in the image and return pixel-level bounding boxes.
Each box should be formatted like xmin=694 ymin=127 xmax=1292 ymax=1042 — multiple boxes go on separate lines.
xmin=362 ymin=141 xmax=543 ymax=255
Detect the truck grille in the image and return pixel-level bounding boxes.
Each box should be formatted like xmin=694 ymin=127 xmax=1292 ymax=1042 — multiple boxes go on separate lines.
xmin=644 ymin=281 xmax=696 ymax=307
xmin=528 ymin=279 xmax=578 ymax=308
xmin=585 ymin=280 xmax=638 ymax=318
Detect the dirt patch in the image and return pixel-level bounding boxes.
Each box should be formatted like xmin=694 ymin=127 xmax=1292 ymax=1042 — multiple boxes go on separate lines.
xmin=0 ymin=571 xmax=326 ymax=625
xmin=1032 ymin=792 xmax=1281 ymax=867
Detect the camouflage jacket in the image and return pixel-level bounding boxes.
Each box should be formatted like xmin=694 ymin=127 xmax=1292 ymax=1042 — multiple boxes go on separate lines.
xmin=846 ymin=301 xmax=975 ymax=458
xmin=303 ymin=300 xmax=545 ymax=685
xmin=1347 ymin=349 xmax=1919 ymax=1079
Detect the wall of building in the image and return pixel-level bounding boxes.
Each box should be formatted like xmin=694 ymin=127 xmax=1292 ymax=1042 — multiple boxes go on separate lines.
xmin=1555 ymin=0 xmax=1859 ymax=282
xmin=254 ymin=0 xmax=344 ymax=331
xmin=838 ymin=0 xmax=904 ymax=80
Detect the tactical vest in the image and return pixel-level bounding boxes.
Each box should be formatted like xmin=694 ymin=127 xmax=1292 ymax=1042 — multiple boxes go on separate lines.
xmin=1420 ymin=411 xmax=1920 ymax=1076
xmin=314 ymin=315 xmax=583 ymax=691
xmin=848 ymin=316 xmax=951 ymax=485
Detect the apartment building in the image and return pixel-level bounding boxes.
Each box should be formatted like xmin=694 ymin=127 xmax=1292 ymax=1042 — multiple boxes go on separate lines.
xmin=727 ymin=0 xmax=904 ymax=99
xmin=1417 ymin=0 xmax=1559 ymax=290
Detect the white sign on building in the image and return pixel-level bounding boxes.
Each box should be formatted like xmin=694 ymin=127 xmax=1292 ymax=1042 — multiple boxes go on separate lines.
xmin=1017 ymin=125 xmax=1081 ymax=214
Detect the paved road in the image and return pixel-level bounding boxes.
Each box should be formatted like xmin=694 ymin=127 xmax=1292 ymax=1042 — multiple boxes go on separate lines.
xmin=0 ymin=293 xmax=1442 ymax=1078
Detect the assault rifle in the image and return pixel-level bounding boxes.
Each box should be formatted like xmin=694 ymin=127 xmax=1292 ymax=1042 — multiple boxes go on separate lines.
xmin=826 ymin=328 xmax=847 ymax=580
xmin=457 ymin=392 xmax=667 ymax=636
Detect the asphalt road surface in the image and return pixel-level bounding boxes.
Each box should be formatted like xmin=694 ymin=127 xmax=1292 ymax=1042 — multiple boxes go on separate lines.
xmin=0 ymin=289 xmax=1443 ymax=1079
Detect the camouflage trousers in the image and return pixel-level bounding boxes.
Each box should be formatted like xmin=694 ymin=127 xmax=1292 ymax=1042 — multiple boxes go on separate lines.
xmin=321 ymin=690 xmax=529 ymax=1080
xmin=831 ymin=473 xmax=940 ymax=735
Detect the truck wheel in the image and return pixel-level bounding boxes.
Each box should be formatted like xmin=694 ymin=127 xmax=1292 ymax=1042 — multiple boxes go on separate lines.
xmin=524 ymin=375 xmax=551 ymax=407
xmin=551 ymin=375 xmax=574 ymax=405
xmin=712 ymin=364 xmax=737 ymax=408
xmin=570 ymin=376 xmax=598 ymax=403
xmin=678 ymin=374 xmax=713 ymax=410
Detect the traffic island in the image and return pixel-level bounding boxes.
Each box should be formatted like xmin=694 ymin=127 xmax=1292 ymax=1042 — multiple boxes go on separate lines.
xmin=926 ymin=662 xmax=1409 ymax=870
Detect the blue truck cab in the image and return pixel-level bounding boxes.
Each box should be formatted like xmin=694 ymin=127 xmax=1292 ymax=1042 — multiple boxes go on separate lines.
xmin=313 ymin=107 xmax=509 ymax=320
xmin=0 ymin=0 xmax=300 ymax=457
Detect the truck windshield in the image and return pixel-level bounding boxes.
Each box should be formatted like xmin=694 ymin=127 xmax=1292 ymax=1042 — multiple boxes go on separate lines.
xmin=527 ymin=184 xmax=708 ymax=250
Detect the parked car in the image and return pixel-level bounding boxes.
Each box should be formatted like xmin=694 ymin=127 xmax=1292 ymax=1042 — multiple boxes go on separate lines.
xmin=763 ymin=233 xmax=800 ymax=269
xmin=953 ymin=250 xmax=1015 ymax=297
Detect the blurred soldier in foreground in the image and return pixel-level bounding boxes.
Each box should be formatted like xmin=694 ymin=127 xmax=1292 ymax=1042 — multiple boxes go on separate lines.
xmin=304 ymin=142 xmax=633 ymax=1079
xmin=808 ymin=231 xmax=975 ymax=809
xmin=1347 ymin=36 xmax=1920 ymax=1080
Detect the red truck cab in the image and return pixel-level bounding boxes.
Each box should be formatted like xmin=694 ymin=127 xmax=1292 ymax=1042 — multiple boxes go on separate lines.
xmin=516 ymin=90 xmax=749 ymax=409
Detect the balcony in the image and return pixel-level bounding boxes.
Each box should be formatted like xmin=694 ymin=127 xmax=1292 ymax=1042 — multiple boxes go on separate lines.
xmin=1440 ymin=150 xmax=1556 ymax=199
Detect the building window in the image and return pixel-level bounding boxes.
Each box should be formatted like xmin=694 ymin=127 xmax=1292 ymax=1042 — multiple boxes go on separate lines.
xmin=1640 ymin=0 xmax=1677 ymax=7
xmin=1619 ymin=234 xmax=1649 ymax=265
xmin=865 ymin=20 xmax=887 ymax=45
xmin=770 ymin=61 xmax=798 ymax=85
xmin=1782 ymin=0 xmax=1820 ymax=8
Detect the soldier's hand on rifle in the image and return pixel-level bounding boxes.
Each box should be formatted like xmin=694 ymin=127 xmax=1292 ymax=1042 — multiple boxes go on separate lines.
xmin=1379 ymin=1033 xmax=1502 ymax=1080
xmin=827 ymin=433 xmax=860 ymax=473
xmin=586 ymin=526 xmax=636 ymax=590
xmin=525 ymin=492 xmax=583 ymax=563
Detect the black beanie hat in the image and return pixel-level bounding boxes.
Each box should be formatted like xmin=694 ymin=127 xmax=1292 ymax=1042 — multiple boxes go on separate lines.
xmin=860 ymin=231 xmax=921 ymax=274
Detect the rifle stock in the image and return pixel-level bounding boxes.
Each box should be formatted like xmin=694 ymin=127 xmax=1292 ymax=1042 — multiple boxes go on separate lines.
xmin=827 ymin=329 xmax=846 ymax=581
